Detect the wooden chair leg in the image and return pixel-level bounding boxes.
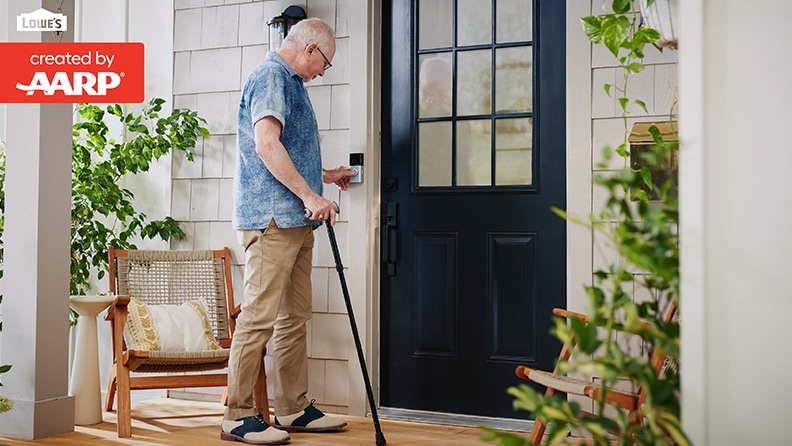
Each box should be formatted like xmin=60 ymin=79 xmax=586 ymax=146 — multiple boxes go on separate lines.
xmin=529 ymin=419 xmax=548 ymax=444
xmin=116 ymin=364 xmax=132 ymax=437
xmin=516 ymin=364 xmax=567 ymax=446
xmin=105 ymin=366 xmax=117 ymax=411
xmin=528 ymin=383 xmax=566 ymax=445
xmin=254 ymin=352 xmax=270 ymax=424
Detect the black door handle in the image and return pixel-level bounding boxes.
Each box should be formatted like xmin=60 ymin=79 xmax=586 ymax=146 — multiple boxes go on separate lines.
xmin=382 ymin=202 xmax=398 ymax=276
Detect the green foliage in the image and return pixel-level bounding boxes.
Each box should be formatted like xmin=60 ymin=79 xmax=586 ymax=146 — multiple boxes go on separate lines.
xmin=0 ymin=97 xmax=207 ymax=316
xmin=481 ymin=1 xmax=687 ymax=445
xmin=70 ymin=98 xmax=207 ymax=297
xmin=0 ymin=395 xmax=12 ymax=414
xmin=582 ymin=0 xmax=661 ymax=163
xmin=0 ymin=99 xmax=204 ymax=408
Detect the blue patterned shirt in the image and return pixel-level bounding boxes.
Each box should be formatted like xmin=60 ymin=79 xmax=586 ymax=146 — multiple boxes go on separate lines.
xmin=233 ymin=52 xmax=323 ymax=230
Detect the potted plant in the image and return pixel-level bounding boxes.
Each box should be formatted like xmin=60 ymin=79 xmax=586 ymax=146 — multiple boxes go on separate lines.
xmin=0 ymin=98 xmax=208 ymax=315
xmin=69 ymin=98 xmax=208 ymax=299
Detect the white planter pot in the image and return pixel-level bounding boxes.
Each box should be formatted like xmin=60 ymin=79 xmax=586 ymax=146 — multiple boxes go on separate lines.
xmin=639 ymin=0 xmax=678 ymax=49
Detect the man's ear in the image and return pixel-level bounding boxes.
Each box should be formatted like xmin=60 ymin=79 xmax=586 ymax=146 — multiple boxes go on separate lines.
xmin=304 ymin=42 xmax=318 ymax=58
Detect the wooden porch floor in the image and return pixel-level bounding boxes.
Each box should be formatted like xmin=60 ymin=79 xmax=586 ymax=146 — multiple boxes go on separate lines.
xmin=0 ymin=398 xmax=499 ymax=445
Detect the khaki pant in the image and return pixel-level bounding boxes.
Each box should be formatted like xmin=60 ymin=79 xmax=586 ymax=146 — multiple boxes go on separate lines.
xmin=225 ymin=219 xmax=314 ymax=420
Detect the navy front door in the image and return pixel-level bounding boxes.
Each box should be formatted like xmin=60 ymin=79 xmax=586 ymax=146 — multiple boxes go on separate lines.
xmin=381 ymin=0 xmax=568 ymax=418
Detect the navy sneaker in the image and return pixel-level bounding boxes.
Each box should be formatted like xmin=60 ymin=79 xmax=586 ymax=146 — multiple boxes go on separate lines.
xmin=221 ymin=413 xmax=290 ymax=444
xmin=274 ymin=400 xmax=347 ymax=433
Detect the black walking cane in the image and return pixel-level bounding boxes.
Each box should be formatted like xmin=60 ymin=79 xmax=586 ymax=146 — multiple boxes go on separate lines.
xmin=306 ymin=202 xmax=386 ymax=445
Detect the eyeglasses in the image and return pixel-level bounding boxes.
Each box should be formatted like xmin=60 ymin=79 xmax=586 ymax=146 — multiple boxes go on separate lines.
xmin=316 ymin=47 xmax=332 ymax=71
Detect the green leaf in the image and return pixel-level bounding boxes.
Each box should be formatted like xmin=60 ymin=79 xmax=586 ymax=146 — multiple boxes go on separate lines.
xmin=601 ymin=15 xmax=630 ymax=57
xmin=626 ymin=62 xmax=644 ymax=74
xmin=581 ymin=16 xmax=604 ymax=44
xmin=618 ymin=97 xmax=629 ymax=111
xmin=570 ymin=318 xmax=602 ymax=355
xmin=611 ymin=0 xmax=631 ymax=14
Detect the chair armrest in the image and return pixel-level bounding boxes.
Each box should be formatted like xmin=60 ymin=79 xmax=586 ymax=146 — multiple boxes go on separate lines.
xmin=552 ymin=308 xmax=589 ymax=323
xmin=231 ymin=304 xmax=242 ymax=319
xmin=553 ymin=307 xmax=655 ymax=334
xmin=104 ymin=295 xmax=131 ymax=321
xmin=104 ymin=295 xmax=131 ymax=368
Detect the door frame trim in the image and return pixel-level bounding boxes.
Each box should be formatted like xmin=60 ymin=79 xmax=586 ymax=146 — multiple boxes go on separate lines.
xmin=564 ymin=0 xmax=594 ymax=316
xmin=347 ymin=0 xmax=384 ymax=417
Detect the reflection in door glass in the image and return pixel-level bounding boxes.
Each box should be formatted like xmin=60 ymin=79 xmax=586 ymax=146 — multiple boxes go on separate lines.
xmin=419 ymin=121 xmax=452 ymax=187
xmin=457 ymin=119 xmax=491 ymax=186
xmin=419 ymin=54 xmax=453 ymax=119
xmin=415 ymin=0 xmax=534 ymax=189
xmin=457 ymin=50 xmax=492 ymax=116
xmin=418 ymin=0 xmax=452 ymax=50
xmin=495 ymin=118 xmax=532 ymax=185
xmin=458 ymin=0 xmax=492 ymax=46
xmin=497 ymin=0 xmax=532 ymax=43
xmin=496 ymin=47 xmax=532 ymax=114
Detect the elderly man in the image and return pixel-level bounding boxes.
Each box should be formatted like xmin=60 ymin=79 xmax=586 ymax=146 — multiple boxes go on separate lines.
xmin=222 ymin=17 xmax=355 ymax=445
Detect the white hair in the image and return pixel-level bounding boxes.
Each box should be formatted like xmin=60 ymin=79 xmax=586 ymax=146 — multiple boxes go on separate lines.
xmin=282 ymin=17 xmax=335 ymax=52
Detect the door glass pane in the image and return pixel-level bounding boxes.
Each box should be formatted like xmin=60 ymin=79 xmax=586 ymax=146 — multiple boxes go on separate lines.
xmin=458 ymin=0 xmax=491 ymax=46
xmin=495 ymin=118 xmax=532 ymax=185
xmin=496 ymin=0 xmax=532 ymax=43
xmin=419 ymin=0 xmax=452 ymax=50
xmin=457 ymin=50 xmax=491 ymax=116
xmin=496 ymin=46 xmax=532 ymax=114
xmin=419 ymin=121 xmax=452 ymax=186
xmin=414 ymin=0 xmax=534 ymax=190
xmin=419 ymin=54 xmax=453 ymax=118
xmin=457 ymin=119 xmax=491 ymax=186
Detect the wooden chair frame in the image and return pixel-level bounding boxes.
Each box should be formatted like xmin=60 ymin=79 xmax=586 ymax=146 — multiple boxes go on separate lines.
xmin=516 ymin=302 xmax=677 ymax=444
xmin=104 ymin=246 xmax=268 ymax=437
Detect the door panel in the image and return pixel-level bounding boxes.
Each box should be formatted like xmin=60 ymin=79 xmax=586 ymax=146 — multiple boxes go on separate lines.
xmin=381 ymin=0 xmax=566 ymax=418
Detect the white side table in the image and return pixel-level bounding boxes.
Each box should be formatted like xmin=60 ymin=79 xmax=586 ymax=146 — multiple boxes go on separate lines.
xmin=69 ymin=295 xmax=115 ymax=425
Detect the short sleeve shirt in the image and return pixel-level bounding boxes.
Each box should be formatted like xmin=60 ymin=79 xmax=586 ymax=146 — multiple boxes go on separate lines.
xmin=233 ymin=52 xmax=323 ymax=230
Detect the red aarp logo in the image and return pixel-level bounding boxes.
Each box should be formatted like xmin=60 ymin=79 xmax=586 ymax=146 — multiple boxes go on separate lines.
xmin=0 ymin=42 xmax=144 ymax=103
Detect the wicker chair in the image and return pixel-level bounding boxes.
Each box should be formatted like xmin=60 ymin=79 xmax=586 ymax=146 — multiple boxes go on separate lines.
xmin=104 ymin=247 xmax=268 ymax=437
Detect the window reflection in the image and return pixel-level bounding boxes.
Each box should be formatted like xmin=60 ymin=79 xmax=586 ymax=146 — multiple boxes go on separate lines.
xmin=457 ymin=50 xmax=491 ymax=116
xmin=418 ymin=0 xmax=452 ymax=49
xmin=419 ymin=122 xmax=453 ymax=187
xmin=457 ymin=120 xmax=491 ymax=186
xmin=419 ymin=55 xmax=453 ymax=118
xmin=495 ymin=118 xmax=532 ymax=185
xmin=458 ymin=0 xmax=491 ymax=46
xmin=496 ymin=47 xmax=532 ymax=114
xmin=415 ymin=0 xmax=534 ymax=189
xmin=497 ymin=0 xmax=532 ymax=43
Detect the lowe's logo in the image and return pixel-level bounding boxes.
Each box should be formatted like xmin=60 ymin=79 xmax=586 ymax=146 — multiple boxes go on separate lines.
xmin=17 ymin=8 xmax=67 ymax=32
xmin=16 ymin=72 xmax=122 ymax=96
